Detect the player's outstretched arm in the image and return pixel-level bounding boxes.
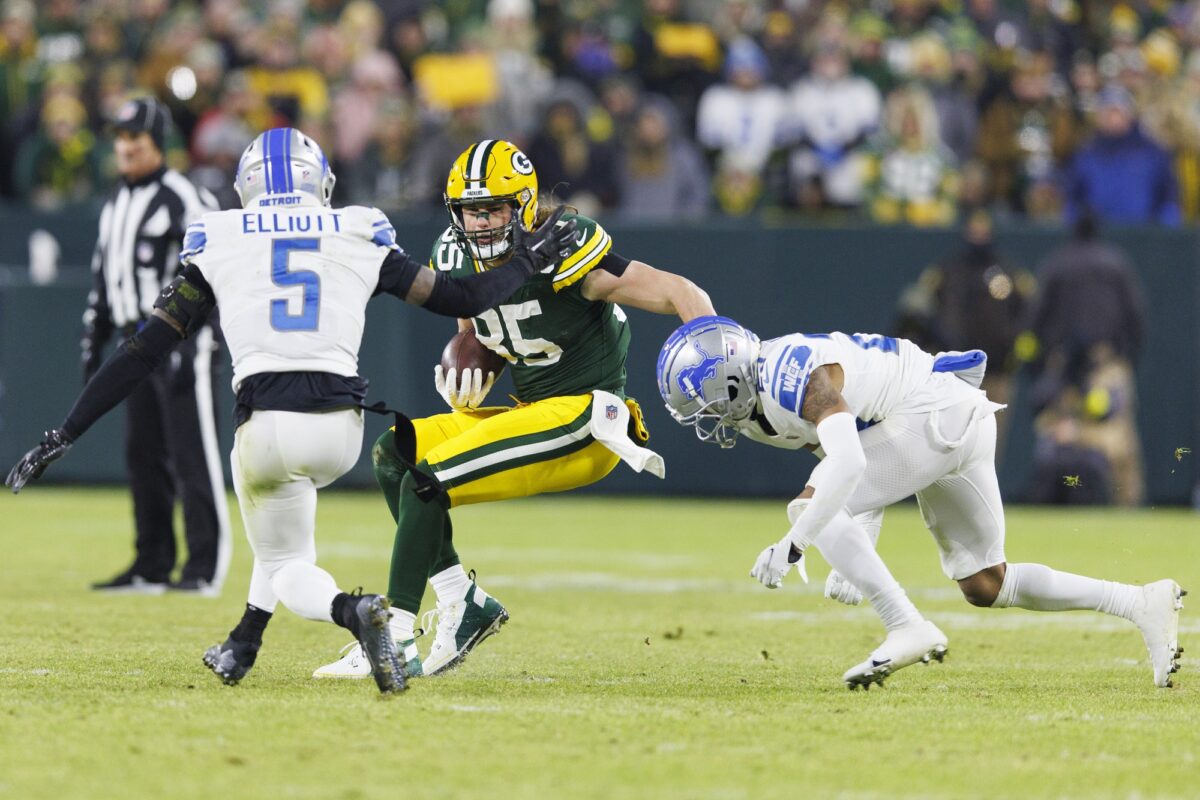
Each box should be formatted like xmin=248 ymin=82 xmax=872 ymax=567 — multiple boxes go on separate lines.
xmin=579 ymin=260 xmax=714 ymax=322
xmin=5 ymin=272 xmax=212 ymax=493
xmin=380 ymin=208 xmax=577 ymax=317
xmin=786 ymin=365 xmax=865 ymax=550
xmin=749 ymin=365 xmax=866 ymax=588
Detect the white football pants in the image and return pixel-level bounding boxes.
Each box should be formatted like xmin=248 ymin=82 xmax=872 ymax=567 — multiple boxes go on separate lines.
xmin=841 ymin=393 xmax=1007 ymax=580
xmin=231 ymin=408 xmax=363 ymax=621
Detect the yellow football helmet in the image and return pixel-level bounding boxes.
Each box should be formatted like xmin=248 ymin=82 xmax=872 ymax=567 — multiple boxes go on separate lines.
xmin=444 ymin=139 xmax=538 ymax=263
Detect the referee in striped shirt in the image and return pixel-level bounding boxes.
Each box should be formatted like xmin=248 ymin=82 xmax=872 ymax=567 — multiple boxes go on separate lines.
xmin=81 ymin=97 xmax=231 ymax=595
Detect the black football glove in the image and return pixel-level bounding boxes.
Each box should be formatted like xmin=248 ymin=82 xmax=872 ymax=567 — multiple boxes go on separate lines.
xmin=6 ymin=428 xmax=73 ymax=494
xmin=510 ymin=206 xmax=577 ymax=275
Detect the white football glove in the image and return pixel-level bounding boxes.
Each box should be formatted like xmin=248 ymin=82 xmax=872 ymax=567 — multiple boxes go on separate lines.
xmin=749 ymin=538 xmax=808 ymax=589
xmin=434 ymin=364 xmax=495 ymax=410
xmin=824 ymin=570 xmax=863 ymax=605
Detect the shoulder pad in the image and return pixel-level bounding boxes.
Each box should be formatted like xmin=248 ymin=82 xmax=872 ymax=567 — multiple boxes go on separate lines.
xmin=180 ymin=220 xmax=207 ymax=264
xmin=551 ymin=212 xmax=612 ymax=292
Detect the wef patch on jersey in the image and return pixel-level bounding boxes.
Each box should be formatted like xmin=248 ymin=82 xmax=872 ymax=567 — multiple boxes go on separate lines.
xmin=773 ymin=345 xmax=813 ymax=413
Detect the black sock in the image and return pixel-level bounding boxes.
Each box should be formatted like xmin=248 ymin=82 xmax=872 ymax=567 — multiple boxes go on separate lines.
xmin=229 ymin=604 xmax=273 ymax=646
xmin=330 ymin=592 xmax=361 ymax=637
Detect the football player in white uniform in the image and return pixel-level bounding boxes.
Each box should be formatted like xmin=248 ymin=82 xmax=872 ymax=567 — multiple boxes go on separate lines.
xmin=657 ymin=316 xmax=1185 ymax=689
xmin=6 ymin=127 xmax=575 ymax=696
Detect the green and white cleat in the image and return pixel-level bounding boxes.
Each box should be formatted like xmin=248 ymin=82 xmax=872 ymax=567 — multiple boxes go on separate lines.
xmin=1130 ymin=579 xmax=1185 ymax=688
xmin=842 ymin=620 xmax=948 ymax=691
xmin=422 ymin=583 xmax=509 ymax=676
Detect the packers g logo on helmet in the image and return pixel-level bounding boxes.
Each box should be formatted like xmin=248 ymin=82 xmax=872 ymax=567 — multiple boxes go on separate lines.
xmin=444 ymin=140 xmax=539 ymax=263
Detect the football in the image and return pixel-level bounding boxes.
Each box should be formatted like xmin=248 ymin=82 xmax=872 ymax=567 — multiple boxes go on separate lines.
xmin=440 ymin=328 xmax=507 ymax=378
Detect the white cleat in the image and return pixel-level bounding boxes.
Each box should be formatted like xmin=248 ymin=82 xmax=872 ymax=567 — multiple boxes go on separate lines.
xmin=842 ymin=620 xmax=948 ymax=690
xmin=313 ymin=616 xmax=422 ymax=679
xmin=313 ymin=640 xmax=371 ymax=679
xmin=1130 ymin=579 xmax=1186 ymax=688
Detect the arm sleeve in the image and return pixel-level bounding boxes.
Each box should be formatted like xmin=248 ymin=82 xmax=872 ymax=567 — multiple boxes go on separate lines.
xmin=61 ymin=316 xmax=183 ymax=440
xmin=423 ymin=259 xmax=536 ymax=317
xmin=376 ymin=248 xmax=536 ymax=317
xmin=782 ymin=412 xmax=867 ymax=551
xmin=373 ymin=248 xmax=425 ymax=298
xmin=598 ymin=251 xmax=630 ymax=277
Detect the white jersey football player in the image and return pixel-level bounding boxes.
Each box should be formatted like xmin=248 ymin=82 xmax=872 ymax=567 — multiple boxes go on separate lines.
xmin=6 ymin=127 xmax=574 ymax=695
xmin=657 ymin=316 xmax=1185 ymax=689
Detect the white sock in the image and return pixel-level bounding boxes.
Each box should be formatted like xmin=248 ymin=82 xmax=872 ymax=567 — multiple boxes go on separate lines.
xmin=246 ymin=560 xmax=279 ymax=613
xmin=389 ymin=609 xmax=417 ymax=642
xmin=993 ymin=563 xmax=1139 ymax=620
xmin=270 ymin=562 xmax=339 ymax=622
xmin=430 ymin=564 xmax=472 ymax=603
xmin=813 ymin=510 xmax=924 ymax=631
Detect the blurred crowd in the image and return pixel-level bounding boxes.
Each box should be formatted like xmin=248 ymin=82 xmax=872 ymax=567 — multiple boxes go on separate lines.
xmin=5 ymin=0 xmax=1200 ymax=225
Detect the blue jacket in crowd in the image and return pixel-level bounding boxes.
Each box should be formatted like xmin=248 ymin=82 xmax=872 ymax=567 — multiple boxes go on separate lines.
xmin=1064 ymin=125 xmax=1181 ymax=226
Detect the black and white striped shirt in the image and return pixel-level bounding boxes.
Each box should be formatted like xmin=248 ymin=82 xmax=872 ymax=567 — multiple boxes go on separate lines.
xmin=85 ymin=166 xmax=218 ymax=333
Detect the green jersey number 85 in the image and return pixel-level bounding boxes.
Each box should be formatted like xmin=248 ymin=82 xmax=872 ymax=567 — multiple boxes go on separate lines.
xmin=474 ymin=301 xmax=562 ymax=367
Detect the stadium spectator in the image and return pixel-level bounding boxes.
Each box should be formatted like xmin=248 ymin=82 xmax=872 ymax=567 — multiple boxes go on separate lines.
xmin=616 ymin=96 xmax=709 ymax=220
xmin=913 ymin=27 xmax=982 ymax=165
xmin=13 ymin=93 xmax=103 ymax=208
xmin=331 ymin=50 xmax=404 ymax=167
xmin=1142 ymin=49 xmax=1200 ymax=222
xmin=848 ymin=11 xmax=895 ymax=95
xmin=245 ymin=27 xmax=330 ymax=127
xmin=632 ymin=0 xmax=721 ymax=128
xmin=865 ymin=83 xmax=959 ymax=227
xmin=782 ymin=39 xmax=881 ymax=209
xmin=1025 ymin=214 xmax=1147 ymax=506
xmin=525 ymin=88 xmax=620 ymax=214
xmin=1063 ymin=84 xmax=1181 ymax=226
xmin=483 ymin=0 xmax=554 ymax=142
xmin=759 ymin=11 xmax=805 ymax=88
xmin=598 ymin=73 xmax=643 ymax=145
xmin=975 ymin=50 xmax=1078 ymax=216
xmin=695 ymin=38 xmax=784 ymax=212
xmin=339 ymin=96 xmax=424 ymax=209
xmin=188 ymin=71 xmax=258 ymax=209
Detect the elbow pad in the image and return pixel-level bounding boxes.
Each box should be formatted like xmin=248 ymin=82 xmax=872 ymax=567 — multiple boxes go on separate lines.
xmin=153 ymin=275 xmax=214 ymax=338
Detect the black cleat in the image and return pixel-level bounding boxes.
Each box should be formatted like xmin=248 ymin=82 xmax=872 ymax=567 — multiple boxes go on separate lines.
xmin=203 ymin=637 xmax=260 ymax=686
xmin=352 ymin=594 xmax=407 ymax=695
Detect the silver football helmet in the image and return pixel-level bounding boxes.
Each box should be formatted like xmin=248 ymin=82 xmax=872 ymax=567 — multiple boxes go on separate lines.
xmin=234 ymin=127 xmax=336 ymax=207
xmin=656 ymin=315 xmax=760 ymax=448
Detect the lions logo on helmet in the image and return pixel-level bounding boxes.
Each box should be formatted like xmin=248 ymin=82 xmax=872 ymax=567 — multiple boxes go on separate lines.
xmin=235 ymin=128 xmax=336 ymax=208
xmin=657 ymin=316 xmax=761 ymax=448
xmin=444 ymin=139 xmax=538 ymax=263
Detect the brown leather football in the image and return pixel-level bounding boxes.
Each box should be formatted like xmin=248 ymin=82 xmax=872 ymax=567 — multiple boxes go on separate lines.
xmin=440 ymin=328 xmax=507 ymax=378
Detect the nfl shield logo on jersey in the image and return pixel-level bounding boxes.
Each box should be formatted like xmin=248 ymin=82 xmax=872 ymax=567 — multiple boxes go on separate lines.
xmin=605 ymin=404 xmax=619 ymax=421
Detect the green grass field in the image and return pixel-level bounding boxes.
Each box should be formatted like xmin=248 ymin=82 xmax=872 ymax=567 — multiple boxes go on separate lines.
xmin=1 ymin=488 xmax=1197 ymax=799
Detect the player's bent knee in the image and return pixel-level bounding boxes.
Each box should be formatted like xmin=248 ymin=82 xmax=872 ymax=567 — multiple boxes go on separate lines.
xmin=958 ymin=564 xmax=1006 ymax=607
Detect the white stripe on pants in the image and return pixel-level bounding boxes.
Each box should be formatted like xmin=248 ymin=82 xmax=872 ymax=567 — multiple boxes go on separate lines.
xmin=231 ymin=408 xmax=363 ymax=621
